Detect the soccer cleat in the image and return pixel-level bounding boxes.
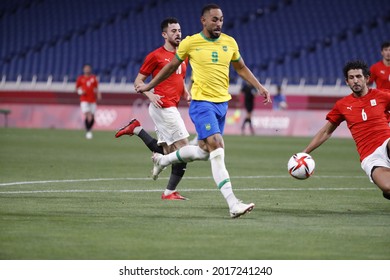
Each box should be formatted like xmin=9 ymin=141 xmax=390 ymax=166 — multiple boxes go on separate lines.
xmin=229 ymin=201 xmax=255 ymax=218
xmin=151 ymin=153 xmax=166 ymax=180
xmin=115 ymin=118 xmax=140 ymax=138
xmin=383 ymin=192 xmax=390 ymax=201
xmin=86 ymin=131 xmax=93 ymax=139
xmin=161 ymin=191 xmax=188 ymax=200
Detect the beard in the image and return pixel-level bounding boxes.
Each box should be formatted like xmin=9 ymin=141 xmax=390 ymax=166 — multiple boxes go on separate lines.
xmin=207 ymin=27 xmax=221 ymax=39
xmin=351 ymin=84 xmax=364 ymax=96
xmin=169 ymin=37 xmax=181 ymax=47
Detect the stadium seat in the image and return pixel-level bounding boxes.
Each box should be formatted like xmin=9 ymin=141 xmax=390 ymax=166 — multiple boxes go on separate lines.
xmin=1 ymin=0 xmax=389 ymax=84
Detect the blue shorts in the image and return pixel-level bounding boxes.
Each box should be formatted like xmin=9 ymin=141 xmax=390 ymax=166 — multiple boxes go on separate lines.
xmin=189 ymin=100 xmax=228 ymax=140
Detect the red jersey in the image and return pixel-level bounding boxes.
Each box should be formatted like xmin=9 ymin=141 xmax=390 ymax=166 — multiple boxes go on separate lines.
xmin=76 ymin=75 xmax=99 ymax=103
xmin=326 ymin=89 xmax=390 ymax=162
xmin=369 ymin=61 xmax=390 ymax=90
xmin=139 ymin=46 xmax=187 ymax=108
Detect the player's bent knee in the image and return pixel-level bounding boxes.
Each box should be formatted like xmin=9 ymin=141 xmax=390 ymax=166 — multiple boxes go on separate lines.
xmin=205 ymin=133 xmax=224 ymax=149
xmin=372 ymin=167 xmax=390 ymax=192
xmin=177 ymin=139 xmax=189 ymax=149
xmin=169 ymin=140 xmax=187 ymax=153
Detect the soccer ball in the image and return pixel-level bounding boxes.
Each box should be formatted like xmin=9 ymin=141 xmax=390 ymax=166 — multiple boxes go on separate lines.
xmin=287 ymin=152 xmax=315 ymax=180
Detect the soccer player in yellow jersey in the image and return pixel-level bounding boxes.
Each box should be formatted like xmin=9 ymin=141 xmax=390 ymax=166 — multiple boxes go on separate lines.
xmin=136 ymin=3 xmax=271 ymax=218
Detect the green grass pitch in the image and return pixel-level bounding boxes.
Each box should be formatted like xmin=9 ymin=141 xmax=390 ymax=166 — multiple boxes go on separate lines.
xmin=0 ymin=128 xmax=389 ymax=260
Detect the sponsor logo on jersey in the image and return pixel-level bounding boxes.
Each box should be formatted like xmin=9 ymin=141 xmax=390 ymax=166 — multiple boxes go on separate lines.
xmin=347 ymin=106 xmax=352 ymax=110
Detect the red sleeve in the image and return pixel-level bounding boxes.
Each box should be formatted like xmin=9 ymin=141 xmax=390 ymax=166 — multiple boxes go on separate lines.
xmin=369 ymin=64 xmax=377 ymax=84
xmin=76 ymin=76 xmax=81 ymax=88
xmin=326 ymin=102 xmax=345 ymax=126
xmin=139 ymin=52 xmax=158 ymax=76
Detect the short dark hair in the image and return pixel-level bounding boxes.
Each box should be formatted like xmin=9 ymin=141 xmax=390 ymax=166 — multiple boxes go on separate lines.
xmin=201 ymin=3 xmax=221 ymax=16
xmin=343 ymin=60 xmax=370 ymax=79
xmin=160 ymin=17 xmax=179 ymax=32
xmin=381 ymin=41 xmax=390 ymax=50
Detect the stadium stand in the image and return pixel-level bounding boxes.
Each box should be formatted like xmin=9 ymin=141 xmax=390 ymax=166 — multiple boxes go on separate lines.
xmin=0 ymin=0 xmax=389 ymax=84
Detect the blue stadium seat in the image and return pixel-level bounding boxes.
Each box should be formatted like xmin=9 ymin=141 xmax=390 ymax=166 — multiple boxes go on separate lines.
xmin=0 ymin=0 xmax=389 ymax=84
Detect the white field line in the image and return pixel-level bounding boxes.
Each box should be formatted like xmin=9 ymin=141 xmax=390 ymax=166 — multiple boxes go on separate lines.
xmin=0 ymin=187 xmax=374 ymax=195
xmin=0 ymin=175 xmax=366 ymax=187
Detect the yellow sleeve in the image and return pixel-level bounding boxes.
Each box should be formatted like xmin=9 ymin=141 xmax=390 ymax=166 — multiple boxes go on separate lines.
xmin=175 ymin=36 xmax=191 ymax=62
xmin=231 ymin=38 xmax=241 ymax=62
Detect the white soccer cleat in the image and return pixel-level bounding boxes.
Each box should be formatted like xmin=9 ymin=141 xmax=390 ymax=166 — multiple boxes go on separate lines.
xmin=229 ymin=201 xmax=255 ymax=218
xmin=86 ymin=131 xmax=93 ymax=139
xmin=151 ymin=153 xmax=166 ymax=180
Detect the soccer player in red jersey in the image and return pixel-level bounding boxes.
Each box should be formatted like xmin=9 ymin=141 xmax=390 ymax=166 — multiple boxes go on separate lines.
xmin=369 ymin=41 xmax=390 ymax=121
xmin=115 ymin=18 xmax=191 ymax=200
xmin=75 ymin=64 xmax=101 ymax=139
xmin=303 ymin=60 xmax=390 ymax=200
xmin=369 ymin=41 xmax=390 ymax=90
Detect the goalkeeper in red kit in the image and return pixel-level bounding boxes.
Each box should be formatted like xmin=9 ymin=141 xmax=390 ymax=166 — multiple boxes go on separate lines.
xmin=303 ymin=60 xmax=390 ymax=200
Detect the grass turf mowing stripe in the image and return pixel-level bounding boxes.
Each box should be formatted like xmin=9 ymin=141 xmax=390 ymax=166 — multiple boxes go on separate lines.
xmin=0 ymin=187 xmax=374 ymax=195
xmin=0 ymin=175 xmax=366 ymax=187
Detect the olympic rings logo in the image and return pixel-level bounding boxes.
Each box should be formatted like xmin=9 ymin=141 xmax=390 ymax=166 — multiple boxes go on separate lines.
xmin=95 ymin=109 xmax=118 ymax=127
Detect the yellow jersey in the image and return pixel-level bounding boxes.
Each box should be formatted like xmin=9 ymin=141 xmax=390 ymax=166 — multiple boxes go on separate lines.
xmin=175 ymin=32 xmax=241 ymax=102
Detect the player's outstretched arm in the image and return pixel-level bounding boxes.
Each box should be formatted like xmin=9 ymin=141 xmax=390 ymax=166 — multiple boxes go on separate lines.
xmin=136 ymin=57 xmax=182 ymax=93
xmin=303 ymin=122 xmax=337 ymax=154
xmin=182 ymin=79 xmax=192 ymax=104
xmin=232 ymin=58 xmax=271 ymax=105
xmin=75 ymin=78 xmax=84 ymax=95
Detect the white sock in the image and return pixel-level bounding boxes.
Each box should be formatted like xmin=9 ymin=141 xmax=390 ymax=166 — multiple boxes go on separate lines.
xmin=164 ymin=189 xmax=175 ymax=196
xmin=209 ymin=148 xmax=238 ymax=209
xmin=133 ymin=126 xmax=142 ymax=135
xmin=160 ymin=145 xmax=209 ymax=166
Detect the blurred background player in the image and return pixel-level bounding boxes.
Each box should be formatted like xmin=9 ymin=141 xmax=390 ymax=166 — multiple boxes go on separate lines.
xmin=369 ymin=41 xmax=390 ymax=90
xmin=303 ymin=60 xmax=390 ymax=201
xmin=115 ymin=17 xmax=190 ymax=200
xmin=136 ymin=4 xmax=271 ymax=218
xmin=75 ymin=64 xmax=101 ymax=139
xmin=272 ymin=85 xmax=288 ymax=110
xmin=240 ymin=80 xmax=256 ymax=135
xmin=369 ymin=41 xmax=390 ymax=122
